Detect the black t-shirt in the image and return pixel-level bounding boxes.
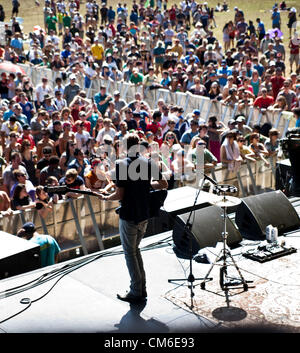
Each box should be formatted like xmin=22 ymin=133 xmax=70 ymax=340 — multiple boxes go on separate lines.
xmin=11 ymin=196 xmax=30 ymax=210
xmin=37 ymin=157 xmax=50 ymax=171
xmin=125 ymin=118 xmax=138 ymax=131
xmin=115 ymin=155 xmax=162 ymax=224
xmin=0 ymin=80 xmax=8 ymax=94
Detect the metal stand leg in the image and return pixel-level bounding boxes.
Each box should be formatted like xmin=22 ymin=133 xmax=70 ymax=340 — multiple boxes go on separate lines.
xmin=200 ymin=193 xmax=252 ymax=293
xmin=168 ymin=175 xmax=212 ymax=309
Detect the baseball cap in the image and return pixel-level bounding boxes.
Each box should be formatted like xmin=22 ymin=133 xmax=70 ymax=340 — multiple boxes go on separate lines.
xmin=193 ymin=109 xmax=200 ymax=116
xmin=63 ymin=122 xmax=71 ymax=129
xmin=235 ymin=115 xmax=246 ymax=123
xmin=22 ymin=222 xmax=36 ymax=234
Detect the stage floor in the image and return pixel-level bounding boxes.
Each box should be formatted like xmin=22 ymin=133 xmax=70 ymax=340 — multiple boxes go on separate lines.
xmin=0 ymin=231 xmax=218 ymax=333
xmin=1 ymin=196 xmax=300 ymax=333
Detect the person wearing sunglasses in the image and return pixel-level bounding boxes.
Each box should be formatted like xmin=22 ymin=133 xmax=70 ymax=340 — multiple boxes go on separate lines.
xmin=10 ymin=168 xmax=36 ymax=202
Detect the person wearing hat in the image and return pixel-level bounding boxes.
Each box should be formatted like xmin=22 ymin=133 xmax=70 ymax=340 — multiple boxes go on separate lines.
xmin=91 ymin=37 xmax=104 ymax=67
xmin=234 ymin=115 xmax=253 ymax=136
xmin=153 ymin=40 xmax=166 ymax=76
xmin=274 ymin=37 xmax=285 ymax=60
xmin=17 ymin=124 xmax=36 ymax=152
xmin=112 ymin=90 xmax=126 ymax=113
xmin=217 ymin=59 xmax=232 ymax=88
xmin=204 ymin=44 xmax=217 ymax=64
xmin=287 ymin=8 xmax=297 ymax=39
xmin=42 ymin=94 xmax=58 ymax=115
xmin=17 ymin=222 xmax=61 ymax=267
xmin=63 ymin=74 xmax=81 ymax=106
xmin=129 ymin=68 xmax=144 ymax=86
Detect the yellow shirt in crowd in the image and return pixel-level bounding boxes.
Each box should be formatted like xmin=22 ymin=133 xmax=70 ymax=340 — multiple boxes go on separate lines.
xmin=91 ymin=44 xmax=104 ymax=61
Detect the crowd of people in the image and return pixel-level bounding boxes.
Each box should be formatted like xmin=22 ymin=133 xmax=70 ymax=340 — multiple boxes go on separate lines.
xmin=0 ymin=0 xmax=299 ymax=223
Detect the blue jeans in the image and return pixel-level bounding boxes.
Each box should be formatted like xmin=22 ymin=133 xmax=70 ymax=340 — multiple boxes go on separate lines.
xmin=119 ymin=218 xmax=148 ymax=297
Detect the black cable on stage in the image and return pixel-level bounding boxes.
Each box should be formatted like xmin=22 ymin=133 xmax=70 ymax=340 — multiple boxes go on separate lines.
xmin=0 ymin=234 xmax=175 ymax=325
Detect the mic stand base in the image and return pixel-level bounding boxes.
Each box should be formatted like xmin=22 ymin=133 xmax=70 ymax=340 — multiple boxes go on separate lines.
xmin=168 ymin=276 xmax=212 ymax=309
xmin=168 ymin=175 xmax=216 ymax=309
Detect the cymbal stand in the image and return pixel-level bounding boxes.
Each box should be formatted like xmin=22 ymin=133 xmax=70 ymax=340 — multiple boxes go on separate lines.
xmin=200 ymin=188 xmax=251 ymax=293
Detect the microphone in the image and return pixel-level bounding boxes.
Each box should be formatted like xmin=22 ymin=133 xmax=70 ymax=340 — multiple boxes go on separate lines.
xmin=201 ymin=173 xmax=218 ymax=186
xmin=44 ymin=185 xmax=68 ymax=194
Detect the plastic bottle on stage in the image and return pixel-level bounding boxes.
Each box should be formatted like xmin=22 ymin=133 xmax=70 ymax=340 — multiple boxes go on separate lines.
xmin=266 ymin=225 xmax=278 ymax=243
xmin=271 ymin=227 xmax=278 ymax=243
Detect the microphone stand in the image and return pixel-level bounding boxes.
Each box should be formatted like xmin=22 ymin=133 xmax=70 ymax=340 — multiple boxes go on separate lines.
xmin=168 ymin=173 xmax=213 ymax=310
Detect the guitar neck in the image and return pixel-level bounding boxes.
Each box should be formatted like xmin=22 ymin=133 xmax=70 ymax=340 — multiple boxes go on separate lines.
xmin=67 ymin=188 xmax=99 ymax=197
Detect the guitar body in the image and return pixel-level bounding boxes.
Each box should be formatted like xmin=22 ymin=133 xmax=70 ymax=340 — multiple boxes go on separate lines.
xmin=149 ymin=189 xmax=168 ymax=218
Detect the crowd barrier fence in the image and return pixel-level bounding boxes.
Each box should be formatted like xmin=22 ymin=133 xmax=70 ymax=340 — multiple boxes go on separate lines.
xmin=0 ymin=154 xmax=280 ymax=261
xmin=16 ymin=63 xmax=297 ymax=138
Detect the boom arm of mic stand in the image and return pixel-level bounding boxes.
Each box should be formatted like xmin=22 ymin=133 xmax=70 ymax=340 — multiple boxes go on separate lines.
xmin=202 ymin=173 xmax=218 ymax=186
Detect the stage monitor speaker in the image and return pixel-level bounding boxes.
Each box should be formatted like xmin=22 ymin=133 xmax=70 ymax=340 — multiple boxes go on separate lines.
xmin=172 ymin=205 xmax=242 ymax=258
xmin=0 ymin=231 xmax=41 ymax=279
xmin=235 ymin=190 xmax=300 ymax=240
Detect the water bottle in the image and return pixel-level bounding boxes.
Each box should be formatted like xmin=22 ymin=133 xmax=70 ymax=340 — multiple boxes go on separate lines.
xmin=266 ymin=225 xmax=273 ymax=243
xmin=266 ymin=225 xmax=278 ymax=243
xmin=271 ymin=226 xmax=278 ymax=243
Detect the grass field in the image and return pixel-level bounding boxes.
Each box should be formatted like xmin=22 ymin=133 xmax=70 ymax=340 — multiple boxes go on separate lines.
xmin=1 ymin=0 xmax=300 ymax=69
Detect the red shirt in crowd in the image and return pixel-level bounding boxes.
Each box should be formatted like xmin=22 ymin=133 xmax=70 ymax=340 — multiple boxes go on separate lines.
xmin=146 ymin=121 xmax=163 ymax=146
xmin=289 ymin=40 xmax=299 ymax=55
xmin=17 ymin=134 xmax=36 ymax=149
xmin=253 ymin=95 xmax=274 ymax=109
xmin=270 ymin=75 xmax=285 ymax=98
